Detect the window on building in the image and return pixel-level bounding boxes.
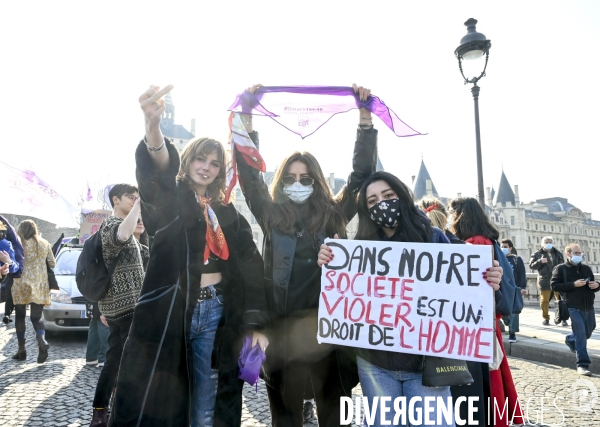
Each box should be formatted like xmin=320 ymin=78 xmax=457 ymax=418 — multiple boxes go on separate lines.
xmin=528 ymin=236 xmax=531 ymax=243
xmin=501 ymin=232 xmax=505 ymax=239
xmin=551 ymin=226 xmax=554 ymax=232
xmin=500 ymin=218 xmax=504 ymax=224
xmin=250 ymin=214 xmax=257 ymax=225
xmin=511 ymin=216 xmax=515 ymax=226
xmin=527 ymin=223 xmax=530 ymax=229
xmin=512 ymin=236 xmax=516 ymax=244
xmin=594 ymin=252 xmax=597 ymax=262
xmin=535 ymin=224 xmax=538 ymax=230
xmin=235 ymin=188 xmax=242 ymax=198
xmin=537 ymin=237 xmax=540 ymax=243
xmin=559 ymin=227 xmax=561 ymax=232
xmin=543 ymin=225 xmax=546 ymax=231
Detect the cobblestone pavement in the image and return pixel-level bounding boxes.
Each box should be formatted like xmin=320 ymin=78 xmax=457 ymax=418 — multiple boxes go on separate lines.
xmin=2 ymin=320 xmax=600 ymax=426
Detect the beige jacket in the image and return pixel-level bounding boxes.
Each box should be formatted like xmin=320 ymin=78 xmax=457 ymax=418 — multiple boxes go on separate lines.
xmin=12 ymin=238 xmax=56 ymax=306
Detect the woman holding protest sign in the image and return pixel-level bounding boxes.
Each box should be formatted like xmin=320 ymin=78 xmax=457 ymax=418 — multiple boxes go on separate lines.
xmin=448 ymin=196 xmax=524 ymax=427
xmin=235 ymin=83 xmax=377 ymax=426
xmin=107 ymin=85 xmax=270 ymax=427
xmin=318 ymin=172 xmax=502 ymax=427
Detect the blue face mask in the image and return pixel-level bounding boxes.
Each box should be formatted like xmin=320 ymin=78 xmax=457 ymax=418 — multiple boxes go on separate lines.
xmin=545 ymin=243 xmax=553 ymax=250
xmin=501 ymin=248 xmax=510 ymax=255
xmin=571 ymin=255 xmax=583 ymax=264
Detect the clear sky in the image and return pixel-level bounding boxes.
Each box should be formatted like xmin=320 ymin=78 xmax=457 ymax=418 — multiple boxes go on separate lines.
xmin=3 ymin=1 xmax=600 ymax=216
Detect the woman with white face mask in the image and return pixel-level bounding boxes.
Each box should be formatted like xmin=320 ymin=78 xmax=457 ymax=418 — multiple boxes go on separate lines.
xmin=236 ymin=83 xmax=378 ymax=426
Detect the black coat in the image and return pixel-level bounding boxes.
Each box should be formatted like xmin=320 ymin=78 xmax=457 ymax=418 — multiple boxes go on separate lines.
xmin=529 ymin=247 xmax=564 ymax=290
xmin=551 ymin=261 xmax=599 ymax=310
xmin=236 ymin=127 xmax=377 ymax=394
xmin=109 ymin=140 xmax=269 ymax=427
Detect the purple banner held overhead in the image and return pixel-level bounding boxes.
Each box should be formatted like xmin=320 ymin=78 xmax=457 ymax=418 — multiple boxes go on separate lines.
xmin=228 ymin=86 xmax=425 ymax=139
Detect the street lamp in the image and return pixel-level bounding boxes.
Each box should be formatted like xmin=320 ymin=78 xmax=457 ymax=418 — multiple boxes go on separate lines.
xmin=455 ymin=18 xmax=491 ymax=209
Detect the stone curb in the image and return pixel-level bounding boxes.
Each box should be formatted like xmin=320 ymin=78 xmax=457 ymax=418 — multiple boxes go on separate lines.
xmin=502 ymin=336 xmax=600 ymax=374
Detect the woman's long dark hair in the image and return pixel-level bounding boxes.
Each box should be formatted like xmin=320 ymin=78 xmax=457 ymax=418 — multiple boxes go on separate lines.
xmin=265 ymin=151 xmax=346 ymax=235
xmin=449 ymin=197 xmax=499 ymax=241
xmin=355 ymin=172 xmax=431 ymax=243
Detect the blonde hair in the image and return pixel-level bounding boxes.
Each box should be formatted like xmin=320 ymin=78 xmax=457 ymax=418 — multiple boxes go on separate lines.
xmin=418 ymin=196 xmax=448 ymax=230
xmin=176 ymin=137 xmax=228 ymax=204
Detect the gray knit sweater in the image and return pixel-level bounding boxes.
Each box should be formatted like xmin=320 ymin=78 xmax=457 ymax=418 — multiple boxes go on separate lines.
xmin=98 ymin=215 xmax=148 ymax=320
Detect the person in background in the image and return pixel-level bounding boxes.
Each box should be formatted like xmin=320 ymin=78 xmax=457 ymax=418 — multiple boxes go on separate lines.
xmin=88 ymin=183 xmax=146 ymax=426
xmin=11 ymin=220 xmax=55 ymax=363
xmin=1 ymin=216 xmax=23 ymax=325
xmin=501 ymin=239 xmax=527 ymax=342
xmin=417 ymin=196 xmax=462 ymax=243
xmin=449 ymin=197 xmax=524 ymax=427
xmin=529 ymin=236 xmax=566 ymax=326
xmin=551 ymin=243 xmax=600 ymax=376
xmin=85 ymin=301 xmax=109 ymax=369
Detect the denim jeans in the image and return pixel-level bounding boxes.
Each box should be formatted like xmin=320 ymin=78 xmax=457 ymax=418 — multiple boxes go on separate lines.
xmin=357 ymin=356 xmax=455 ymax=427
xmin=190 ymin=289 xmax=224 ymax=427
xmin=566 ymin=308 xmax=596 ymax=368
xmin=86 ymin=316 xmax=110 ymax=363
xmin=503 ymin=313 xmax=520 ymax=334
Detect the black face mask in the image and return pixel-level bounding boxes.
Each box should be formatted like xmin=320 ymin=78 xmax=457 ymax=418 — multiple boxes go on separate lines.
xmin=368 ymin=198 xmax=401 ymax=228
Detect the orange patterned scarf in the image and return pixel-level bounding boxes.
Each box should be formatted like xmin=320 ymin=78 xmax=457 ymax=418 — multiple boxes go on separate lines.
xmin=197 ymin=195 xmax=229 ymax=263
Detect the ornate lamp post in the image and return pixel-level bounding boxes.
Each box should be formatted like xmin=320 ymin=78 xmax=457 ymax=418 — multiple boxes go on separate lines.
xmin=455 ymin=18 xmax=491 ymax=209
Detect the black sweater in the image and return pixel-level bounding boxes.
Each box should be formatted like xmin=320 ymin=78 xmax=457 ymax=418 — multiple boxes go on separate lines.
xmin=551 ymin=261 xmax=599 ymax=310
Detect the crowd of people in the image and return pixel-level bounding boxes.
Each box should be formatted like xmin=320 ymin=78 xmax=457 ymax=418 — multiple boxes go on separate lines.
xmin=1 ymin=83 xmax=598 ymax=427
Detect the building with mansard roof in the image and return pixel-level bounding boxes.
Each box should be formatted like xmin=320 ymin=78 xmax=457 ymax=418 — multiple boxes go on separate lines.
xmin=160 ymin=93 xmax=196 ymax=151
xmin=413 ymin=160 xmax=600 ymax=274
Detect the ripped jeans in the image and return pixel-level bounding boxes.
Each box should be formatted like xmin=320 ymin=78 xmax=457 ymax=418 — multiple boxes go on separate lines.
xmin=190 ymin=290 xmax=224 ymax=427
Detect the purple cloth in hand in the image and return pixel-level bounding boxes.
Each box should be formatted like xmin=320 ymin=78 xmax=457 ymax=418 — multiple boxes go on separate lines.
xmin=238 ymin=335 xmax=266 ymax=387
xmin=228 ymin=86 xmax=424 ymax=139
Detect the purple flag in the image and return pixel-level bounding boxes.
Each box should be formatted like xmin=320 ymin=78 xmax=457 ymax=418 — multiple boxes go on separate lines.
xmin=228 ymin=86 xmax=424 ymax=139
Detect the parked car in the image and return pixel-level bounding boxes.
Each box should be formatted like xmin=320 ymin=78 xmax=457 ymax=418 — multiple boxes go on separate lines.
xmin=42 ymin=245 xmax=90 ymax=332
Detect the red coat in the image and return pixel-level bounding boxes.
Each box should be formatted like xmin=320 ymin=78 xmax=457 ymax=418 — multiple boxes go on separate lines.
xmin=466 ymin=236 xmax=525 ymax=426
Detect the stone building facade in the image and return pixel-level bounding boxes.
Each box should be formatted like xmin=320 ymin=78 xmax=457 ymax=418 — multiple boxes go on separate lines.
xmin=413 ymin=162 xmax=600 ymax=274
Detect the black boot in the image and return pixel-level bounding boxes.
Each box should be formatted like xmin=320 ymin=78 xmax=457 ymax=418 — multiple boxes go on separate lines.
xmin=12 ymin=338 xmax=26 ymax=361
xmin=2 ymin=315 xmax=9 ymax=324
xmin=36 ymin=334 xmax=49 ymax=364
xmin=89 ymin=408 xmax=108 ymax=426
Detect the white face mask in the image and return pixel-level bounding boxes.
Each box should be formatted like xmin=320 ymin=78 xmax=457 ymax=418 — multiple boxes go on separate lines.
xmin=283 ymin=181 xmax=313 ymax=204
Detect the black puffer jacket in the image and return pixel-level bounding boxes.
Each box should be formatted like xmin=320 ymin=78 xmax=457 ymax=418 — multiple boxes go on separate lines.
xmin=236 ymin=127 xmax=377 ymax=394
xmin=551 ymin=261 xmax=599 ymax=310
xmin=529 ymin=247 xmax=564 ymax=290
xmin=109 ymin=139 xmax=269 ymax=427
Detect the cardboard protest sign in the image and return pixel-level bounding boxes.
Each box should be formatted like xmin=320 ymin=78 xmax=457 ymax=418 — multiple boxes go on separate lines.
xmin=317 ymin=239 xmax=494 ymax=362
xmin=79 ymin=209 xmax=111 ymax=243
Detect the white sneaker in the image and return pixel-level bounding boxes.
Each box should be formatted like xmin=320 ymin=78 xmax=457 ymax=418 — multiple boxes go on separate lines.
xmin=86 ymin=360 xmax=98 ymax=365
xmin=97 ymin=362 xmax=105 ymax=368
xmin=577 ymin=367 xmax=592 ymax=376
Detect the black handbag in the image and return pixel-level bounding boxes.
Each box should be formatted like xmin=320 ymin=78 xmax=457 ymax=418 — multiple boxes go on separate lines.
xmin=47 ymin=261 xmax=59 ymax=291
xmin=554 ymin=300 xmax=570 ymax=324
xmin=421 ymin=356 xmax=474 ymax=387
xmin=553 ymin=266 xmax=570 ymax=324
